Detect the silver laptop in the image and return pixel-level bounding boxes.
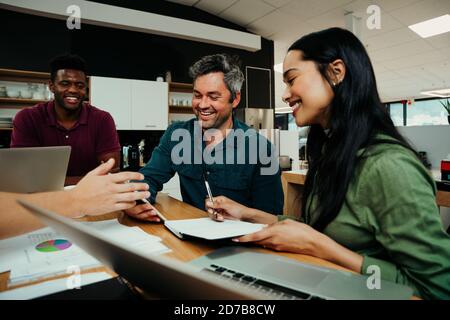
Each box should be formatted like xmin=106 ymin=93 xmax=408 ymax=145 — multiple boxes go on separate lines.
xmin=17 ymin=200 xmax=265 ymax=299
xmin=0 ymin=146 xmax=70 ymax=193
xmin=18 ymin=200 xmax=413 ymax=300
xmin=189 ymin=247 xmax=414 ymax=300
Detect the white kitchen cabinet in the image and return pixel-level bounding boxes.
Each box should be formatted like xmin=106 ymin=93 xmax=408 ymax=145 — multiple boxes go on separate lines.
xmin=90 ymin=76 xmax=132 ymax=130
xmin=90 ymin=76 xmax=168 ymax=130
xmin=131 ymin=80 xmax=168 ymax=130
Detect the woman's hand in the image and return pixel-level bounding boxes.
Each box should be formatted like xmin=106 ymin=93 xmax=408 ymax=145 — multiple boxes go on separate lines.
xmin=205 ymin=196 xmax=278 ymax=224
xmin=233 ymin=219 xmax=363 ymax=273
xmin=234 ymin=219 xmax=324 ymax=256
xmin=234 ymin=219 xmax=364 ymax=273
xmin=205 ymin=196 xmax=248 ymax=221
xmin=70 ymin=158 xmax=150 ymax=216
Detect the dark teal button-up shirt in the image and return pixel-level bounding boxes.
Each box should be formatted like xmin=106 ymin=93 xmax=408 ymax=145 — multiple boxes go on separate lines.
xmin=140 ymin=117 xmax=284 ymax=215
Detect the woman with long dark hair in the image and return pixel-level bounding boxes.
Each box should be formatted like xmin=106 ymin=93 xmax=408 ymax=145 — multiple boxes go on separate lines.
xmin=206 ymin=28 xmax=450 ymax=299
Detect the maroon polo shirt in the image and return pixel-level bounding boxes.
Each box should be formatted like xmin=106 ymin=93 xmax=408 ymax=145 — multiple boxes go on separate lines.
xmin=11 ymin=101 xmax=121 ymax=176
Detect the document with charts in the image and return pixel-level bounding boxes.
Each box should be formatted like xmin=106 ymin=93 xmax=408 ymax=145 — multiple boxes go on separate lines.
xmin=0 ymin=227 xmax=101 ymax=285
xmin=0 ymin=219 xmax=170 ymax=285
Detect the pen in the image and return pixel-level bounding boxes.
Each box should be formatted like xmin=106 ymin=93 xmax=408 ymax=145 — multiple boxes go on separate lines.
xmin=204 ymin=174 xmax=221 ymax=221
xmin=126 ymin=180 xmax=167 ymax=222
xmin=140 ymin=197 xmax=167 ymax=222
xmin=132 ymin=186 xmax=167 ymax=222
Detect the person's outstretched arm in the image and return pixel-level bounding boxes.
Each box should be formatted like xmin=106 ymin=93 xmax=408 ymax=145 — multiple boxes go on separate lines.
xmin=0 ymin=158 xmax=149 ymax=239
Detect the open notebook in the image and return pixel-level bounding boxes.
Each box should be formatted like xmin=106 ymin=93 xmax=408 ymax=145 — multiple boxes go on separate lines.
xmin=164 ymin=218 xmax=265 ymax=240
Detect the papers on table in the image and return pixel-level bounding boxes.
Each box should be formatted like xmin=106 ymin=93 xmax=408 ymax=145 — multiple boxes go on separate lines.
xmin=164 ymin=217 xmax=266 ymax=240
xmin=0 ymin=272 xmax=112 ymax=300
xmin=79 ymin=219 xmax=170 ymax=257
xmin=0 ymin=219 xmax=170 ymax=286
xmin=0 ymin=227 xmax=101 ymax=285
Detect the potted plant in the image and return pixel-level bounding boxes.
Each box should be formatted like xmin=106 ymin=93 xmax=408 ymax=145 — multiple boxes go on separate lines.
xmin=440 ymin=99 xmax=450 ymax=124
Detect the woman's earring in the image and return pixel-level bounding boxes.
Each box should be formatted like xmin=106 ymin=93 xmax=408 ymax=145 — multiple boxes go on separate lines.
xmin=332 ymin=81 xmax=336 ymax=87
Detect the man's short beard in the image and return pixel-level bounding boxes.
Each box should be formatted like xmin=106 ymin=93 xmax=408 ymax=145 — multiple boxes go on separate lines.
xmin=199 ymin=111 xmax=232 ymax=130
xmin=54 ymin=93 xmax=82 ymax=112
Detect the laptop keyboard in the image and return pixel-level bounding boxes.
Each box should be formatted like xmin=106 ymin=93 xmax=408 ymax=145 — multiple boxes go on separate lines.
xmin=202 ymin=264 xmax=324 ymax=300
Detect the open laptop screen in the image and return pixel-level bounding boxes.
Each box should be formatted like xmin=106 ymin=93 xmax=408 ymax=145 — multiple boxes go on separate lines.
xmin=0 ymin=146 xmax=70 ymax=193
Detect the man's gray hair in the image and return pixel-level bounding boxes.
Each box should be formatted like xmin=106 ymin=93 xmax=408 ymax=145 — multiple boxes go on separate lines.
xmin=189 ymin=54 xmax=244 ymax=101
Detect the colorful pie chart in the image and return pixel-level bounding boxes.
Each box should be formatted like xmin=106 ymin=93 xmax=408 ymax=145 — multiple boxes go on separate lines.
xmin=35 ymin=239 xmax=72 ymax=252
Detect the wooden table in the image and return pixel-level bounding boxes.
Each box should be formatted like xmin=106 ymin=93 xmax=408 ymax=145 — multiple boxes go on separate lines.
xmin=0 ymin=193 xmax=351 ymax=295
xmin=437 ymin=190 xmax=450 ymax=207
xmin=282 ymin=171 xmax=450 ymax=217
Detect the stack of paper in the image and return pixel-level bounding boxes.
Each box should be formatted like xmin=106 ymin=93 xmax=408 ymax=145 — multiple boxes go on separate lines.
xmin=79 ymin=219 xmax=170 ymax=257
xmin=0 ymin=227 xmax=102 ymax=285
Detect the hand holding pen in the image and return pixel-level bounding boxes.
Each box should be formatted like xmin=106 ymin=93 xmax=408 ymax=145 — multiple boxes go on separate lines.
xmin=203 ymin=174 xmax=224 ymax=222
xmin=205 ymin=195 xmax=247 ymax=221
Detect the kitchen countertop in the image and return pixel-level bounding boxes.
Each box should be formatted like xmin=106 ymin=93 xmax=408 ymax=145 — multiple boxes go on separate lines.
xmin=282 ymin=170 xmax=450 ymax=216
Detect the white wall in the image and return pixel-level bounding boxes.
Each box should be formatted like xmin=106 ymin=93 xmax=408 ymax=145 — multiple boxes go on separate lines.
xmin=279 ymin=130 xmax=300 ymax=171
xmin=397 ymin=125 xmax=450 ymax=230
xmin=397 ymin=125 xmax=450 ymax=169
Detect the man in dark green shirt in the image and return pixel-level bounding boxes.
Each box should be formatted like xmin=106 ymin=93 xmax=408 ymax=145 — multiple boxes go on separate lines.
xmin=124 ymin=54 xmax=283 ymax=222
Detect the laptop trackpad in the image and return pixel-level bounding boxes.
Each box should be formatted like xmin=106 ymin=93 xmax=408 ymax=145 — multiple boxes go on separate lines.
xmin=258 ymin=259 xmax=329 ymax=288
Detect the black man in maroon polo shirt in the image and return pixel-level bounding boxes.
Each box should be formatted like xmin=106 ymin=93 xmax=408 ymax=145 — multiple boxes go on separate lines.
xmin=11 ymin=54 xmax=121 ymax=185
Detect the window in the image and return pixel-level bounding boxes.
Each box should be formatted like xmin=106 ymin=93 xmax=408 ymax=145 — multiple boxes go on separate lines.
xmin=389 ymin=102 xmax=405 ymax=126
xmin=406 ymin=98 xmax=448 ymax=126
xmin=387 ymin=98 xmax=448 ymax=126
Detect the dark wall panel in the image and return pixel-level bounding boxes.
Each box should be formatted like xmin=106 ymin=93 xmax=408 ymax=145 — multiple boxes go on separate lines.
xmin=1 ymin=10 xmax=71 ymax=72
xmin=1 ymin=4 xmax=274 ymax=109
